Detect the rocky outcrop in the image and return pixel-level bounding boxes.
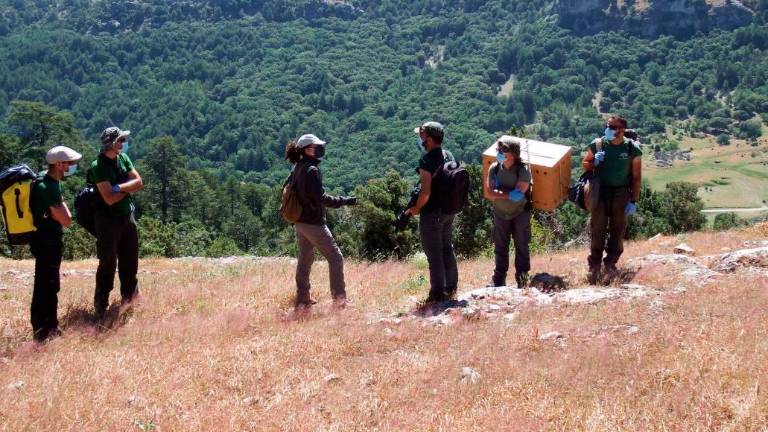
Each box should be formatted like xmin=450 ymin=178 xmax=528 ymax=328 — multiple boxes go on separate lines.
xmin=557 ymin=0 xmax=755 ymax=39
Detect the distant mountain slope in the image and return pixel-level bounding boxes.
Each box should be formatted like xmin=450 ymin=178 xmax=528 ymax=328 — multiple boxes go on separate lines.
xmin=557 ymin=0 xmax=755 ymax=38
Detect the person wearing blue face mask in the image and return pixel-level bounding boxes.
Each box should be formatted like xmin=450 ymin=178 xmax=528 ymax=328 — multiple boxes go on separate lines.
xmin=88 ymin=126 xmax=144 ymax=321
xmin=582 ymin=116 xmax=643 ymax=284
xmin=483 ymin=136 xmax=532 ymax=288
xmin=28 ymin=145 xmax=82 ymax=342
xmin=406 ymin=121 xmax=460 ymax=306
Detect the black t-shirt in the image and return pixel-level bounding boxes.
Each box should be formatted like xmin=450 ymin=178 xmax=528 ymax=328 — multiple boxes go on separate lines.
xmin=415 ymin=147 xmax=454 ymax=213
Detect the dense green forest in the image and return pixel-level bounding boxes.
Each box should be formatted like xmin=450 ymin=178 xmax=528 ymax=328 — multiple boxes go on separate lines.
xmin=0 ymin=0 xmax=766 ymax=258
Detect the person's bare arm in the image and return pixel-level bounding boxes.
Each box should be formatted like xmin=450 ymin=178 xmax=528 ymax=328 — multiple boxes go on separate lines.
xmin=407 ymin=169 xmax=432 ymax=215
xmin=96 ymin=181 xmax=128 ymax=206
xmin=631 ymin=156 xmax=642 ymax=202
xmin=49 ymin=202 xmax=72 ymax=228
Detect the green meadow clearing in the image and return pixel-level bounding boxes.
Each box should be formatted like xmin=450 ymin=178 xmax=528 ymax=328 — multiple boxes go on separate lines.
xmin=645 ymin=135 xmax=768 ymax=215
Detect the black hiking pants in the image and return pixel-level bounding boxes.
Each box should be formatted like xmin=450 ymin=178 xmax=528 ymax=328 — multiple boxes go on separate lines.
xmin=29 ymin=230 xmax=63 ymax=341
xmin=95 ymin=211 xmax=139 ymax=317
xmin=588 ymin=186 xmax=630 ymax=270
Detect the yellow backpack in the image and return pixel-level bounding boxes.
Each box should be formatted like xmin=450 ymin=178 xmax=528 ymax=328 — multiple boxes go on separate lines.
xmin=0 ymin=165 xmax=38 ymax=245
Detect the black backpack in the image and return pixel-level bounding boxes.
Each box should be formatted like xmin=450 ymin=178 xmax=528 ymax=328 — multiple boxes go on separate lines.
xmin=568 ymin=171 xmax=593 ymax=211
xmin=74 ymin=184 xmax=100 ymax=236
xmin=433 ymin=151 xmax=469 ymax=215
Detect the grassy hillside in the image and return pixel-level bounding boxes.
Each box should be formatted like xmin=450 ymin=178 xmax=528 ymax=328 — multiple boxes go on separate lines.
xmin=644 ymin=135 xmax=768 ymax=214
xmin=1 ymin=224 xmax=767 ymax=430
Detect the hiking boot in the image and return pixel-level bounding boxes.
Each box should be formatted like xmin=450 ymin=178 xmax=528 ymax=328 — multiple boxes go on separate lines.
xmin=332 ymin=296 xmax=348 ymax=309
xmin=121 ymin=289 xmax=141 ymax=306
xmin=443 ymin=289 xmax=457 ymax=301
xmin=515 ymin=273 xmax=530 ymax=289
xmin=33 ymin=327 xmax=62 ymax=343
xmin=485 ymin=279 xmax=505 ymax=288
xmin=293 ymin=299 xmax=316 ymax=315
xmin=587 ymin=267 xmax=601 ymax=285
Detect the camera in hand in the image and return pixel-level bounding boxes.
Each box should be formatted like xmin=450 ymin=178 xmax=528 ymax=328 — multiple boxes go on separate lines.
xmin=394 ymin=210 xmax=411 ymax=230
xmin=393 ymin=185 xmax=420 ymax=231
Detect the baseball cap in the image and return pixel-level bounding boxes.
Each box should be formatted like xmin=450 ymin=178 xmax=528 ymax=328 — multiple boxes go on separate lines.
xmin=100 ymin=126 xmax=131 ymax=146
xmin=296 ymin=134 xmax=326 ymax=148
xmin=413 ymin=121 xmax=445 ymax=139
xmin=45 ymin=146 xmax=83 ymax=164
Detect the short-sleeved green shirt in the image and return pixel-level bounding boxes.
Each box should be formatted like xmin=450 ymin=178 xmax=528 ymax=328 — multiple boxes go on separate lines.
xmin=415 ymin=147 xmax=455 ymax=213
xmin=588 ymin=138 xmax=642 ymax=187
xmin=87 ymin=153 xmax=135 ymax=217
xmin=489 ymin=162 xmax=532 ymax=220
xmin=30 ymin=174 xmax=63 ymax=233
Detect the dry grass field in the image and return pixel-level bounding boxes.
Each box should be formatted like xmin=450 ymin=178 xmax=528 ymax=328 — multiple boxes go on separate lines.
xmin=1 ymin=224 xmax=768 ymax=431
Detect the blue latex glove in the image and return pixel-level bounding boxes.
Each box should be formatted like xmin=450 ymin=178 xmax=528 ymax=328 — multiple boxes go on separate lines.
xmin=508 ymin=190 xmax=525 ymax=202
xmin=593 ymin=151 xmax=606 ymax=166
xmin=625 ymin=201 xmax=637 ymax=216
xmin=111 ymin=184 xmax=121 ymax=193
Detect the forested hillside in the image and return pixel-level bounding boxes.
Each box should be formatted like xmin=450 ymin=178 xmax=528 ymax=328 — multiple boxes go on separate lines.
xmin=1 ymin=0 xmax=767 ymax=257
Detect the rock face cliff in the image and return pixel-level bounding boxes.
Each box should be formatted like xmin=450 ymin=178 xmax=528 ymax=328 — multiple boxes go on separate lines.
xmin=557 ymin=0 xmax=755 ymax=38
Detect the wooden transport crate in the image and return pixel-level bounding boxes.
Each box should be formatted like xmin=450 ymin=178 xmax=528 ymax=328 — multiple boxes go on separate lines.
xmin=482 ymin=136 xmax=572 ymax=212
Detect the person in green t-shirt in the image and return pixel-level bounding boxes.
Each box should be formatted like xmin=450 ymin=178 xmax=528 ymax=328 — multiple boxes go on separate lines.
xmin=87 ymin=126 xmax=144 ymax=320
xmin=484 ymin=136 xmax=532 ymax=288
xmin=405 ymin=121 xmax=459 ymax=305
xmin=581 ymin=116 xmax=643 ymax=284
xmin=29 ymin=145 xmax=82 ymax=342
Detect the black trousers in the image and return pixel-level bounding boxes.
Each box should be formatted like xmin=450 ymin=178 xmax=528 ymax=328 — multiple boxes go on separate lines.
xmin=29 ymin=230 xmax=63 ymax=341
xmin=95 ymin=211 xmax=139 ymax=316
xmin=588 ymin=187 xmax=630 ymax=270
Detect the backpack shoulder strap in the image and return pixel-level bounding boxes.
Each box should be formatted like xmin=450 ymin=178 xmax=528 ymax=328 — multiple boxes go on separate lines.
xmin=491 ymin=162 xmax=501 ymax=189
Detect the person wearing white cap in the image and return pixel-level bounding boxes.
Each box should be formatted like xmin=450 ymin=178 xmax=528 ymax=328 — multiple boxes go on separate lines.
xmin=284 ymin=134 xmax=357 ymax=310
xmin=28 ymin=145 xmax=82 ymax=342
xmin=87 ymin=126 xmax=144 ymax=320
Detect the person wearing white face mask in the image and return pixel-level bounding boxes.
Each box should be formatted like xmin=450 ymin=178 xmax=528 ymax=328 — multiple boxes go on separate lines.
xmin=87 ymin=126 xmax=144 ymax=320
xmin=28 ymin=145 xmax=82 ymax=342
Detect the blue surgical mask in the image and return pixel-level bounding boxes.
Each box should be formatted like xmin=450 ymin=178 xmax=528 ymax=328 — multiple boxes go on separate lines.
xmin=604 ymin=128 xmax=615 ymax=141
xmin=64 ymin=164 xmax=77 ymax=177
xmin=416 ymin=138 xmax=425 ymax=152
xmin=496 ymin=151 xmax=506 ymax=163
xmin=121 ymin=141 xmax=130 ymax=154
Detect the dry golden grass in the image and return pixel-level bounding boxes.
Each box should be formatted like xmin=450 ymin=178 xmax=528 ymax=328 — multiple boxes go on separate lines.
xmin=1 ymin=226 xmax=767 ymax=431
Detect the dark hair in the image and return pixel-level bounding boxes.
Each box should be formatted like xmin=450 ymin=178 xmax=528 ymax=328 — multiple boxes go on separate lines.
xmin=285 ymin=140 xmax=303 ymax=164
xmin=609 ymin=116 xmax=628 ymax=129
xmin=497 ymin=139 xmax=520 ymax=155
